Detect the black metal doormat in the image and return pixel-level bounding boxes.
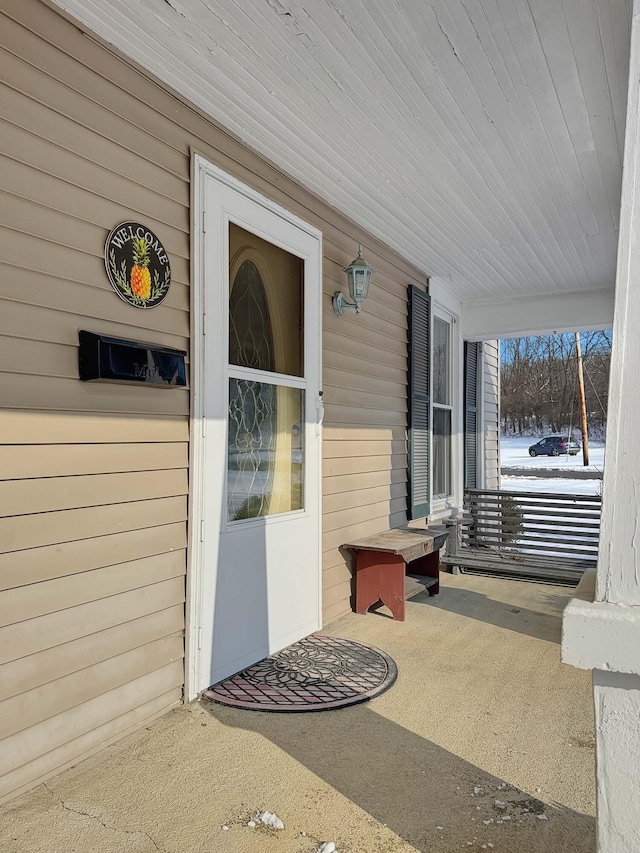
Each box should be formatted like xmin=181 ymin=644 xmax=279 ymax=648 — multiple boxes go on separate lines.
xmin=201 ymin=633 xmax=398 ymax=712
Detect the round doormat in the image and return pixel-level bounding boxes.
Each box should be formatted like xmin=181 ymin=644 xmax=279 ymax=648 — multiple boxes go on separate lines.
xmin=201 ymin=633 xmax=398 ymax=712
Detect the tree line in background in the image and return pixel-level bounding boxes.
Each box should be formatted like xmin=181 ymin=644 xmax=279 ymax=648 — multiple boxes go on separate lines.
xmin=500 ymin=331 xmax=612 ymax=438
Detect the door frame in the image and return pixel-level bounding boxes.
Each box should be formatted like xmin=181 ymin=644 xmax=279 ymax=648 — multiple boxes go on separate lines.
xmin=186 ymin=154 xmax=323 ymax=700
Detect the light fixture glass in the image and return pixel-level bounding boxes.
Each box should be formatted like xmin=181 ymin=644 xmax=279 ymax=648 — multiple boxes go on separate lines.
xmin=332 ymin=244 xmax=375 ymax=315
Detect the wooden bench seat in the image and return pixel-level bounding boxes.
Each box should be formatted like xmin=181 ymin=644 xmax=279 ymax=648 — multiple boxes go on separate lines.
xmin=343 ymin=527 xmax=449 ymax=621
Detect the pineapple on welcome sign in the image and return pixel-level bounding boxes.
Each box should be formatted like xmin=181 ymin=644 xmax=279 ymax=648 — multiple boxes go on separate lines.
xmin=130 ymin=236 xmax=151 ymax=300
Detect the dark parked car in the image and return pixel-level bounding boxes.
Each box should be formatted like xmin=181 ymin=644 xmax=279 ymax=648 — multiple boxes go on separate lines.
xmin=528 ymin=436 xmax=581 ymax=457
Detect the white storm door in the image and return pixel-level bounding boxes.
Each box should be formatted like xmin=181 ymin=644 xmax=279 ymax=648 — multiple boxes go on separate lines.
xmin=197 ymin=165 xmax=322 ymax=690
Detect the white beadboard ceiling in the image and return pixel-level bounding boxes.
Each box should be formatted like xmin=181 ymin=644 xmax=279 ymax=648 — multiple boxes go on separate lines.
xmin=51 ymin=0 xmax=631 ymax=304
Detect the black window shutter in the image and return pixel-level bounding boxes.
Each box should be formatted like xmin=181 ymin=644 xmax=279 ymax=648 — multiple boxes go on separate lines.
xmin=464 ymin=341 xmax=481 ymax=489
xmin=407 ymin=285 xmax=431 ymax=519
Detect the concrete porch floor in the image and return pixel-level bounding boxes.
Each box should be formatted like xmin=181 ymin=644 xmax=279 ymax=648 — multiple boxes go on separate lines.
xmin=0 ymin=573 xmax=596 ymax=853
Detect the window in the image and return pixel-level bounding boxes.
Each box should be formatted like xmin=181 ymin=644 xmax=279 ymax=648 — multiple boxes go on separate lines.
xmin=433 ymin=315 xmax=453 ymax=500
xmin=408 ymin=288 xmax=460 ymax=516
xmin=226 ymin=225 xmax=305 ymax=521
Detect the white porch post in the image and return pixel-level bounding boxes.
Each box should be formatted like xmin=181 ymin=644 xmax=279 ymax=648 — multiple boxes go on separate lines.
xmin=562 ymin=2 xmax=640 ymax=850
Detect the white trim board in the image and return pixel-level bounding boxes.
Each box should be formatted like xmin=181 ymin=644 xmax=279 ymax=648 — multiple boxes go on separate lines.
xmin=461 ymin=287 xmax=614 ymax=341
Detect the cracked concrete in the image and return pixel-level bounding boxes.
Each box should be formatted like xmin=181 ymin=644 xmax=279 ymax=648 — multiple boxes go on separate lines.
xmin=42 ymin=783 xmax=165 ymax=852
xmin=0 ymin=574 xmax=596 ymax=853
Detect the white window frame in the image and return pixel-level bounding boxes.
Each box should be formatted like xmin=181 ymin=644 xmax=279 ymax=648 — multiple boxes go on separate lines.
xmin=430 ymin=303 xmax=462 ymax=516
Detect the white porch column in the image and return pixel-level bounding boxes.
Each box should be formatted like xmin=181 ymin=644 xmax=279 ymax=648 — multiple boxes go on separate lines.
xmin=562 ymin=2 xmax=640 ymax=850
xmin=596 ymin=5 xmax=640 ymax=609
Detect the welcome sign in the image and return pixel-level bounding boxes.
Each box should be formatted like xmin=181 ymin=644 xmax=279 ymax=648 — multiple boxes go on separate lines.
xmin=105 ymin=221 xmax=171 ymax=308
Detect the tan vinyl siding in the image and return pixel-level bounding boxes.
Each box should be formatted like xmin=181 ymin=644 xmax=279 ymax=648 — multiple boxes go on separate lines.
xmin=0 ymin=0 xmax=188 ymax=805
xmin=322 ymin=264 xmax=412 ymax=613
xmin=0 ymin=0 xmax=428 ymax=802
xmin=482 ymin=340 xmax=501 ymax=489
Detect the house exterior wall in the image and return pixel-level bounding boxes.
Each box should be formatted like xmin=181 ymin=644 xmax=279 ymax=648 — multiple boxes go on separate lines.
xmin=482 ymin=340 xmax=500 ymax=490
xmin=0 ymin=0 xmax=428 ymax=803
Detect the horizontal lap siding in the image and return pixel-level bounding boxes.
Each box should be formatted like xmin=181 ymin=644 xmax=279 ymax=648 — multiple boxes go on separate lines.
xmin=0 ymin=0 xmax=188 ymax=805
xmin=0 ymin=0 xmax=428 ymax=801
xmin=482 ymin=341 xmax=501 ymax=490
xmin=322 ymin=255 xmax=423 ymax=619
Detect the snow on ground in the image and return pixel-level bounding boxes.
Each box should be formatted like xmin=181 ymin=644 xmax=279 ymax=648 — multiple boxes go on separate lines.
xmin=500 ymin=436 xmax=604 ymax=496
xmin=500 ymin=436 xmax=605 ymax=472
xmin=501 ymin=475 xmax=601 ymax=497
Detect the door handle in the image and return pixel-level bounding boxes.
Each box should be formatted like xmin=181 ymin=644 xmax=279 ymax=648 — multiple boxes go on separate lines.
xmin=315 ymin=391 xmax=324 ymax=437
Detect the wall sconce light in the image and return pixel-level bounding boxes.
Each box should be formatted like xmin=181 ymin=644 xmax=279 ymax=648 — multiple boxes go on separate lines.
xmin=332 ymin=244 xmax=375 ymax=316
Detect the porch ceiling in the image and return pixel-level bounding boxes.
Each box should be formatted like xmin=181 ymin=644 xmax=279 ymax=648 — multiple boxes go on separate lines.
xmin=50 ymin=0 xmax=630 ymax=304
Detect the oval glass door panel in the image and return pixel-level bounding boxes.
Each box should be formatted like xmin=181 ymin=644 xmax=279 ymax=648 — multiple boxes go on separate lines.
xmin=229 ymin=224 xmax=303 ymax=377
xmin=229 ymin=259 xmax=275 ymax=372
xmin=227 ymin=224 xmax=305 ymax=522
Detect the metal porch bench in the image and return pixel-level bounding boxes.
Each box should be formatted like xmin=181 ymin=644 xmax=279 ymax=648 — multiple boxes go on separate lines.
xmin=440 ymin=488 xmax=602 ymax=585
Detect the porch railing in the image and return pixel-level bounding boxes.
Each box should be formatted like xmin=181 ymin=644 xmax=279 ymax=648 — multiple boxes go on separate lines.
xmin=441 ymin=487 xmax=602 ymax=584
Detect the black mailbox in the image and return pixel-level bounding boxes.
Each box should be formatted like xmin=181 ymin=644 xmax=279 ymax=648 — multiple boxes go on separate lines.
xmin=79 ymin=330 xmax=186 ymax=387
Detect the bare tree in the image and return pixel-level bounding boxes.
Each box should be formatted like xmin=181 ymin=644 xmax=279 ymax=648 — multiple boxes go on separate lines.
xmin=501 ymin=331 xmax=611 ymax=438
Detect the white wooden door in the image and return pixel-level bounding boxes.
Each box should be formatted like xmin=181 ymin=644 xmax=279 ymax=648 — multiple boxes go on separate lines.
xmin=195 ymin=165 xmax=322 ymax=690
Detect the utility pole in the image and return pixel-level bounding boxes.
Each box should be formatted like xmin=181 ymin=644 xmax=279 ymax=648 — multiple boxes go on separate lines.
xmin=575 ymin=332 xmax=590 ymax=466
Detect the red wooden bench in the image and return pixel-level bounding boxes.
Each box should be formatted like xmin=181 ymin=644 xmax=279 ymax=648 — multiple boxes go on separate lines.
xmin=343 ymin=527 xmax=449 ymax=621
